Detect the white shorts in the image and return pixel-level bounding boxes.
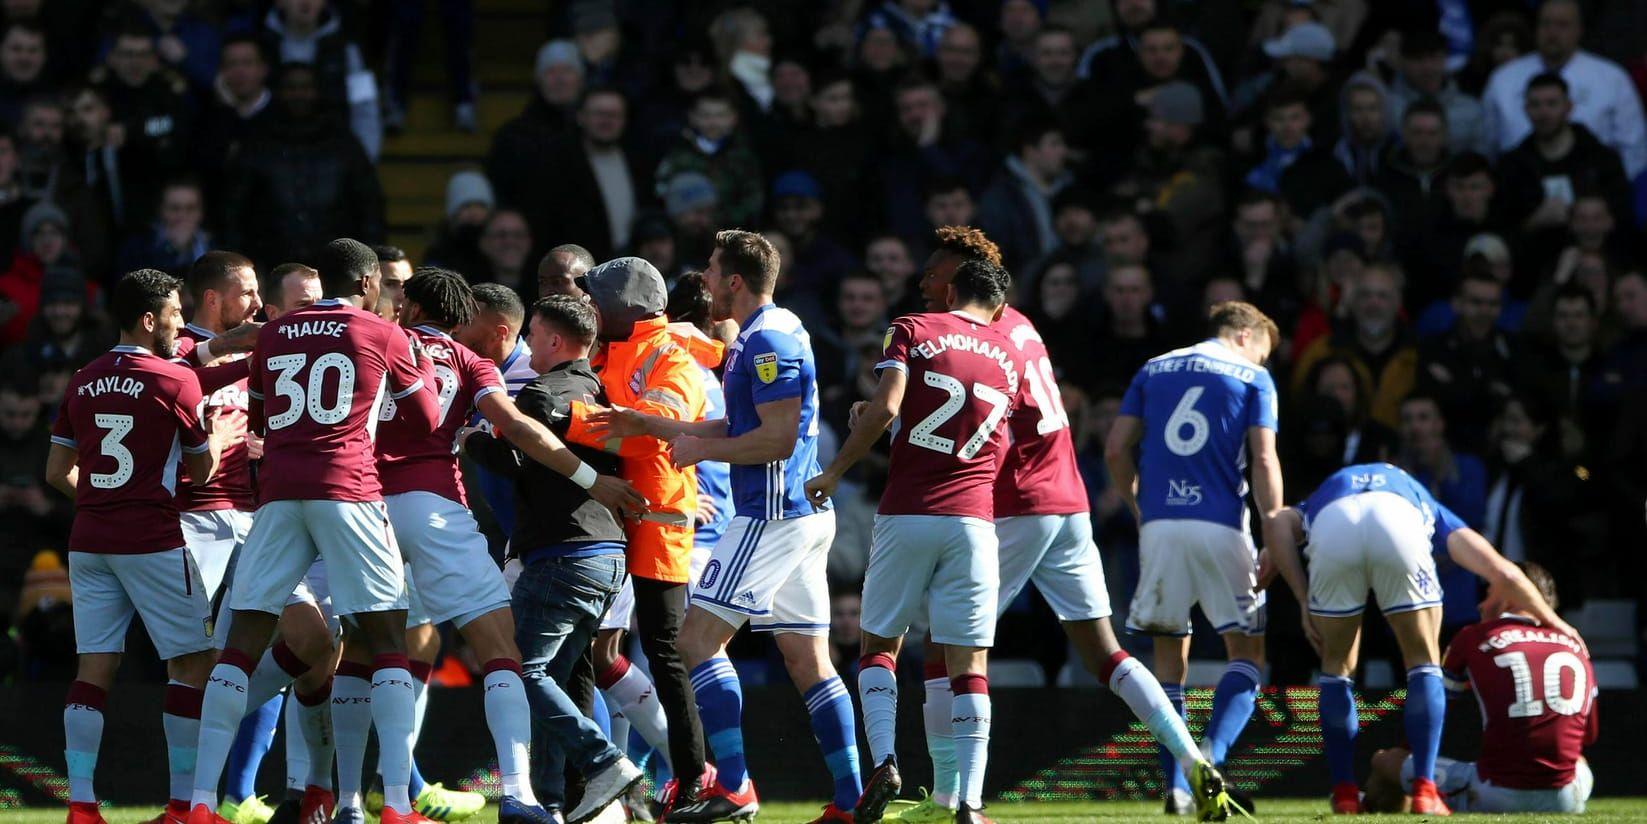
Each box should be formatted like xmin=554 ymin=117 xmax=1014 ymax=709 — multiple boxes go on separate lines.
xmin=230 ymin=499 xmax=406 ymax=617
xmin=996 ymin=514 xmax=1112 ymax=622
xmin=387 ymin=491 xmax=510 ymax=628
xmin=601 ymin=545 xmax=710 ymax=632
xmin=1305 ymin=492 xmax=1444 ymax=617
xmin=691 ymin=512 xmax=836 ymax=636
xmin=861 ymin=514 xmax=998 ymax=647
xmin=1402 ymin=755 xmax=1592 ymax=814
xmin=69 ymin=549 xmax=213 ymax=660
xmin=1129 ymin=519 xmax=1265 ymax=636
xmin=215 ymin=558 xmax=328 ymax=649
xmin=180 ymin=508 xmax=252 ymax=600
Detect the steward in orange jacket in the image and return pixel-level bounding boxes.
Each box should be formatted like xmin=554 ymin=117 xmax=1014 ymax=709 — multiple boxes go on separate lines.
xmin=565 ymin=257 xmax=707 ymax=582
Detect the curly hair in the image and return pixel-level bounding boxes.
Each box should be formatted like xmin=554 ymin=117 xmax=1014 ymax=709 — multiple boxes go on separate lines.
xmin=934 ymin=225 xmax=1002 ymax=267
xmin=404 ymin=266 xmax=477 ymax=328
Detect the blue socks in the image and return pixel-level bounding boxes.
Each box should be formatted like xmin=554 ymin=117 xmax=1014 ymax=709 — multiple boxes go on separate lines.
xmin=1206 ymin=660 xmax=1261 ymax=765
xmin=690 ymin=658 xmax=747 ymax=790
xmin=224 ymin=694 xmax=282 ymax=803
xmin=1406 ymin=665 xmax=1445 ymax=782
xmin=591 ymin=688 xmax=612 ymax=739
xmin=804 ymin=676 xmax=863 ymax=810
xmin=1158 ymin=684 xmax=1190 ymax=794
xmin=1319 ymin=676 xmax=1357 ymax=786
xmin=408 ymin=757 xmax=426 ymax=799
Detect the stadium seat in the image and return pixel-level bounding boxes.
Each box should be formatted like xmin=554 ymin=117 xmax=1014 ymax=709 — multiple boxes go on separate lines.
xmin=1577 ymin=600 xmax=1639 ymax=659
xmin=989 ymin=659 xmax=1048 ymax=687
xmin=1591 ymin=659 xmax=1639 ymax=690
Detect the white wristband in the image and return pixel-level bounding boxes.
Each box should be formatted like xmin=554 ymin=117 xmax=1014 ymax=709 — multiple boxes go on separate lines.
xmin=569 ymin=462 xmax=598 ymax=490
xmin=194 ymin=340 xmax=214 ymax=363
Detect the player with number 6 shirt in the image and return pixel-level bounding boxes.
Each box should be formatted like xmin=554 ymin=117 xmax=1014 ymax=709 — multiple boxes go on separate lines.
xmin=807 ymin=257 xmax=1021 ymax=824
xmin=46 ymin=269 xmax=228 ymax=824
xmin=897 ymin=228 xmax=1234 ymax=824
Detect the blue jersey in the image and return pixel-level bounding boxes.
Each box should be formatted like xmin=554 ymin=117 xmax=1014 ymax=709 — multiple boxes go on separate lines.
xmin=1119 ymin=339 xmax=1279 ymax=527
xmin=473 ymin=337 xmax=535 ymax=535
xmin=1297 ymin=463 xmax=1469 ymax=557
xmin=721 ymin=303 xmax=823 ymax=519
xmin=695 ymin=364 xmax=733 ymax=547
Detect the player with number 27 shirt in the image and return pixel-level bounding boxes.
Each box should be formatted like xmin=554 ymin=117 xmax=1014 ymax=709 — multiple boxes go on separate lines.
xmin=807 ymin=258 xmax=1020 ymax=824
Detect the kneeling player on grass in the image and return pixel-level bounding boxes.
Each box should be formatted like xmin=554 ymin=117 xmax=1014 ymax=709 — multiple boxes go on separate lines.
xmin=48 ymin=270 xmax=228 ymax=824
xmin=1361 ymin=562 xmax=1595 ymax=815
xmin=896 ymin=228 xmax=1231 ymax=823
xmin=807 ymin=259 xmax=1020 ymax=824
xmin=1262 ymin=464 xmax=1580 ymax=815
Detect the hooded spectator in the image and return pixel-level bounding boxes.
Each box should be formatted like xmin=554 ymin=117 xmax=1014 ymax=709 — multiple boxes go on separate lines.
xmin=424 ymin=169 xmax=493 ymax=276
xmin=1332 ymin=71 xmax=1395 ymax=183
xmin=663 ymin=171 xmax=718 ymax=268
xmin=1387 ymin=29 xmax=1488 ymax=155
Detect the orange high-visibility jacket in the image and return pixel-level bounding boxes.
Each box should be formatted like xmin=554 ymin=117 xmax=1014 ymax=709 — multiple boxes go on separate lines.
xmin=566 ymin=316 xmax=712 ymax=583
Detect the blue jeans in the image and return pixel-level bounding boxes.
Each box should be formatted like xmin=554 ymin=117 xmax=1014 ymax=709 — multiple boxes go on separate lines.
xmin=512 ymin=552 xmax=627 ymax=809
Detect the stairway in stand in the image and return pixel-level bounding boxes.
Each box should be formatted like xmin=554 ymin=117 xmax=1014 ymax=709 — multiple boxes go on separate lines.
xmin=378 ymin=0 xmax=542 ymax=261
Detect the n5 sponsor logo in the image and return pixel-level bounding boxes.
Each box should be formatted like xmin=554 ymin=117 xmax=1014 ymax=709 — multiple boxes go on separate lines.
xmin=1166 ymin=479 xmax=1203 ymax=506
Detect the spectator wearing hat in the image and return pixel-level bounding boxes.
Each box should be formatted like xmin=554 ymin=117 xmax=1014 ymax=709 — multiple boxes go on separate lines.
xmin=116 ymin=178 xmax=207 ymax=279
xmin=1125 ymin=80 xmax=1226 ymax=290
xmin=655 ymin=87 xmax=763 ymax=228
xmin=382 ymin=0 xmax=477 ymax=133
xmin=424 ymin=169 xmax=493 ymax=276
xmin=1413 ymin=233 xmax=1529 ymax=338
xmin=769 ymin=169 xmax=856 ymax=297
xmin=1235 ymin=22 xmax=1339 ymax=145
xmin=1087 ymin=18 xmax=1230 ymax=174
xmin=259 ymin=0 xmax=382 ymax=160
xmin=663 ymin=171 xmax=718 ymax=269
xmin=979 ymin=116 xmax=1072 ymax=273
xmin=1386 ymin=29 xmax=1488 ymax=156
xmin=1332 ymin=71 xmax=1395 ymax=184
xmin=1482 ymin=0 xmax=1647 ymax=178
xmin=488 ymin=39 xmax=584 ymax=184
xmin=0 ymin=201 xmax=89 ymax=346
xmin=527 ymin=87 xmax=652 ymax=265
xmin=13 ymin=265 xmax=106 ymax=371
xmin=1373 ymin=99 xmax=1453 ymax=257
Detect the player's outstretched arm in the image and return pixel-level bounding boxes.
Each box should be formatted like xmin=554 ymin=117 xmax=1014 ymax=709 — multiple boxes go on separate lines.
xmin=44 ymin=443 xmax=78 ymax=501
xmin=671 ymin=396 xmax=801 ymax=467
xmin=1446 ymin=527 xmax=1580 ymax=639
xmin=805 ymin=367 xmax=906 ymax=509
xmin=1103 ymin=414 xmax=1144 ymax=522
xmin=585 ymin=405 xmax=724 ymax=442
xmin=476 ymin=389 xmax=648 ymax=515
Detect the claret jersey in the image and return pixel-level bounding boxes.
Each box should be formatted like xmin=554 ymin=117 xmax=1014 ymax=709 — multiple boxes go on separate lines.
xmin=875 ymin=310 xmax=1023 ymax=520
xmin=376 ymin=325 xmax=505 ymax=504
xmin=248 ymin=299 xmax=433 ymax=503
xmin=174 ymin=323 xmax=254 ymax=511
xmin=992 ymin=306 xmax=1087 ymax=517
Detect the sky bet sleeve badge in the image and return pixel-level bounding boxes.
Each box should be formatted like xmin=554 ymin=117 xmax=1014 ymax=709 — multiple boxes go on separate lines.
xmin=754 ymin=352 xmax=779 ymax=384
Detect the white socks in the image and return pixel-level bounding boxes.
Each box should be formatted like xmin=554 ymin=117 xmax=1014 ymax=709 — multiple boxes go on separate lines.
xmin=331 ymin=664 xmax=374 ymax=811
xmin=63 ymin=681 xmax=106 ymax=804
xmin=599 ymin=656 xmax=671 ymax=770
xmin=292 ymin=681 xmax=335 ymax=790
xmin=483 ymin=661 xmax=537 ymax=805
xmin=923 ymin=677 xmax=959 ymax=810
xmin=164 ymin=682 xmax=205 ymax=804
xmin=1105 ymin=652 xmax=1200 ymax=779
xmin=370 ymin=657 xmax=418 ymax=815
xmin=193 ymin=653 xmax=256 ymax=809
xmin=856 ymin=658 xmax=899 ymax=766
xmin=949 ymin=676 xmax=991 ymax=811
xmin=284 ymin=692 xmax=310 ymax=795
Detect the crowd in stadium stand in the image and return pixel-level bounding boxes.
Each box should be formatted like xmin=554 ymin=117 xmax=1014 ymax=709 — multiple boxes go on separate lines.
xmin=1 ymin=0 xmax=1645 ymax=687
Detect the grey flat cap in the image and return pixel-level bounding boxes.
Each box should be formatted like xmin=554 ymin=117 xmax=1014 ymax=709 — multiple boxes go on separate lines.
xmin=581 ymin=256 xmax=667 ymax=336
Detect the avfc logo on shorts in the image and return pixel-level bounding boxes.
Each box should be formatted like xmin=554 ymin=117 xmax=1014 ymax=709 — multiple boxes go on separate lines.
xmin=753 ymin=352 xmax=779 ymax=384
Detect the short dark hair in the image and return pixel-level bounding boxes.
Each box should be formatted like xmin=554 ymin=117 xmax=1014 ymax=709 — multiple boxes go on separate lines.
xmin=1399 ymin=28 xmax=1448 ymax=58
xmin=666 ymin=271 xmax=713 ymax=331
xmin=1517 ymin=561 xmax=1559 ymax=611
xmin=1551 ymin=282 xmax=1598 ymax=315
xmin=1208 ymin=301 xmax=1281 ymax=347
xmin=1235 ymin=187 xmax=1281 ymax=213
xmin=1264 ymin=85 xmax=1311 ymax=114
xmin=1457 ymin=267 xmax=1503 ymax=293
xmin=1136 ymin=17 xmax=1181 ymax=37
xmin=1035 ymin=23 xmax=1078 ymax=44
xmin=532 ymin=295 xmax=598 ymax=346
xmin=404 ymin=267 xmax=476 ymax=327
xmin=267 ymin=262 xmax=318 ymax=309
xmin=949 ymin=259 xmax=1010 ymax=308
xmin=471 ymin=282 xmax=526 ymax=328
xmin=1448 ymin=150 xmax=1494 ymax=180
xmin=187 ymin=251 xmax=254 ymax=302
xmin=548 ymin=244 xmax=595 ymax=271
xmin=580 ymin=84 xmax=627 ymax=109
xmin=713 ymin=229 xmax=781 ymax=295
xmin=1012 ymin=115 xmax=1062 ymax=154
xmin=1526 ymin=71 xmax=1569 ymax=98
xmin=112 ymin=269 xmax=180 ymax=330
xmin=221 ymin=33 xmax=266 ymax=62
xmin=689 ymin=87 xmax=737 ymax=110
xmin=921 ymin=175 xmax=969 ymax=203
xmin=315 ymin=238 xmax=381 ymax=296
xmin=371 ymin=244 xmax=408 ymax=264
xmin=110 ymin=24 xmax=155 ymax=47
xmin=1402 ymin=97 xmax=1447 ymax=123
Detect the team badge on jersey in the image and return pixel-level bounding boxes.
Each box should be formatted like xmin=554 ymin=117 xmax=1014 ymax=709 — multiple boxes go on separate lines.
xmin=753 ymin=352 xmax=778 ymax=384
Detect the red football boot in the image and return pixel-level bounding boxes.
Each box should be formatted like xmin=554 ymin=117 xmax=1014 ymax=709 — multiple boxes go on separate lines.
xmin=807 ymin=803 xmax=853 ymax=823
xmin=67 ymin=801 xmax=109 ymax=824
xmin=297 ymin=786 xmax=334 ymax=824
xmin=380 ymin=808 xmax=436 ymax=824
xmin=1330 ymin=783 xmax=1362 ymax=815
xmin=1409 ymin=778 xmax=1452 ymax=816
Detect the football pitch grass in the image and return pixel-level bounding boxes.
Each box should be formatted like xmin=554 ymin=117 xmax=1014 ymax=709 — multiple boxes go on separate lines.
xmin=12 ymin=799 xmax=1647 ymax=823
